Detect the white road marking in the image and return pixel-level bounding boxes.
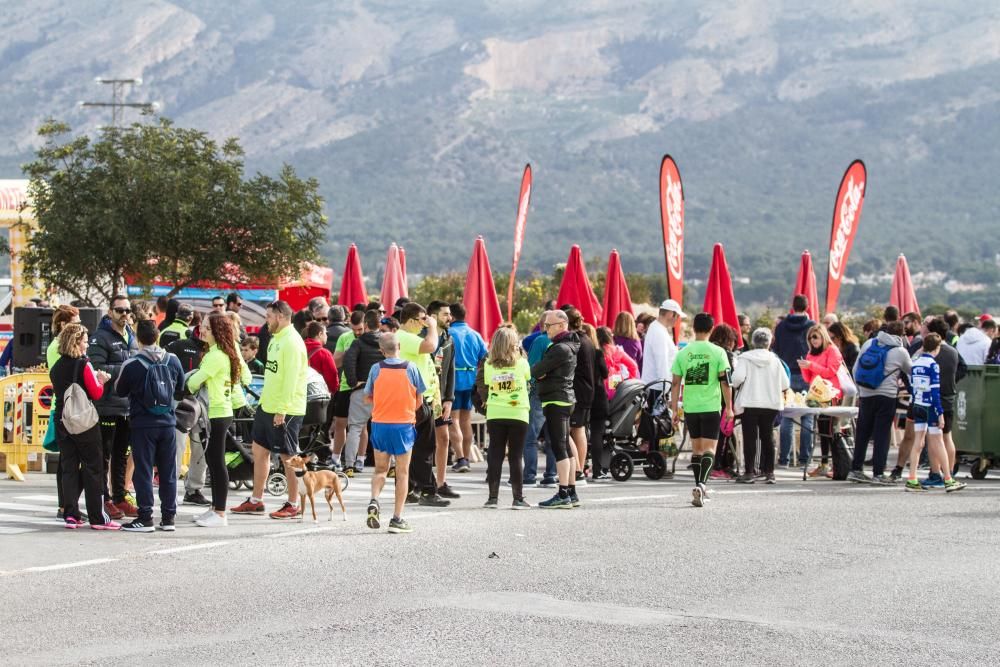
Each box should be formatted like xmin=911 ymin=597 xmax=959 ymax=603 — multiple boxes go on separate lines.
xmin=21 ymin=558 xmax=118 ymax=573
xmin=587 ymin=494 xmax=677 ymax=503
xmin=149 ymin=541 xmax=231 ymax=555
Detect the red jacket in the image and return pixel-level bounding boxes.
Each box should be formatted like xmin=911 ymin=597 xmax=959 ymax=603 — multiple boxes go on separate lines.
xmin=305 ymin=338 xmax=339 ymax=394
xmin=802 ymin=344 xmax=843 ymax=396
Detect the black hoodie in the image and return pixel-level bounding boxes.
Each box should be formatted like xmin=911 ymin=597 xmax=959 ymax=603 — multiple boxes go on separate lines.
xmin=531 ymin=331 xmax=580 ymax=405
xmin=772 ymin=313 xmax=815 ymax=376
xmin=344 ymin=330 xmax=383 ymax=389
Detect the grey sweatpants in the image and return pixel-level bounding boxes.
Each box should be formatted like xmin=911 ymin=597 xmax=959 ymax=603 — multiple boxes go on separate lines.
xmin=345 ymin=389 xmax=372 ymax=468
xmin=175 ymin=428 xmax=207 ymax=493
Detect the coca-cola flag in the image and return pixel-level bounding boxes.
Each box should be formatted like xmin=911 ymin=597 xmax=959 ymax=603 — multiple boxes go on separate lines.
xmin=506 ymin=164 xmax=532 ymax=321
xmin=659 ymin=155 xmax=685 ymax=340
xmin=824 ymin=160 xmax=867 ymax=315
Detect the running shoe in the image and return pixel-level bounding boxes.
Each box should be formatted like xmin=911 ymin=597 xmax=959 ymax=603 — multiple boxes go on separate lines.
xmin=905 ymin=479 xmax=924 ymax=492
xmin=195 ymin=512 xmax=227 ymax=527
xmin=159 ymin=517 xmax=176 ymax=532
xmin=192 ymin=508 xmax=215 ymax=523
xmin=889 ymin=466 xmax=904 ymax=482
xmin=64 ymin=516 xmax=85 ymax=529
xmin=387 ymin=467 xmax=396 ymax=478
xmin=869 ymin=474 xmax=895 ymax=486
xmin=575 ymin=471 xmax=588 ymax=486
xmin=709 ymin=469 xmax=730 ymax=480
xmin=121 ymin=519 xmax=155 ymax=533
xmin=846 ymin=470 xmax=871 ymax=484
xmin=483 ymin=497 xmax=499 ymax=509
xmin=353 ymin=462 xmax=365 ymax=474
xmin=91 ymin=521 xmax=122 ymax=531
xmin=765 ymin=474 xmax=776 ymax=485
xmin=592 ymin=470 xmax=611 ymax=481
xmin=511 ymin=499 xmax=531 ymax=510
xmin=405 ymin=491 xmax=420 ymax=504
xmin=230 ymin=498 xmax=266 ymax=514
xmin=183 ymin=491 xmax=211 ymax=506
xmin=452 ymin=458 xmax=471 ymax=473
xmin=735 ymin=474 xmax=755 ymax=484
xmin=388 ymin=517 xmax=412 ymax=534
xmin=437 ymin=484 xmax=461 ymax=499
xmin=269 ymin=502 xmax=300 ymax=519
xmin=808 ymin=464 xmax=830 ymax=478
xmin=691 ymin=486 xmax=704 ymax=508
xmin=366 ymin=500 xmax=380 ymax=529
xmin=569 ymin=492 xmax=581 ymax=508
xmin=418 ymin=493 xmax=450 ymax=508
xmin=113 ymin=500 xmax=139 ymax=518
xmin=944 ymin=479 xmax=967 ymax=493
xmin=536 ymin=478 xmax=558 ymax=488
xmin=699 ymin=483 xmax=711 ymax=501
xmin=538 ymin=494 xmax=573 ymax=509
xmin=103 ymin=501 xmax=124 ymax=520
xmin=344 ymin=468 xmax=355 ymax=478
xmin=920 ymin=476 xmax=946 ymax=490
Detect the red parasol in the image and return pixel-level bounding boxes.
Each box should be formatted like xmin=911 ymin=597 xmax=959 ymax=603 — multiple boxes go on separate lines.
xmin=462 ymin=236 xmax=503 ymax=340
xmin=792 ymin=250 xmax=821 ymax=321
xmin=380 ymin=243 xmax=407 ymax=311
xmin=601 ymin=249 xmax=633 ymax=328
xmin=889 ymin=254 xmax=920 ymax=317
xmin=399 ymin=247 xmax=409 ymax=297
xmin=336 ymin=244 xmax=368 ymax=308
xmin=556 ymin=245 xmax=603 ymax=326
xmin=702 ymin=243 xmax=742 ymax=347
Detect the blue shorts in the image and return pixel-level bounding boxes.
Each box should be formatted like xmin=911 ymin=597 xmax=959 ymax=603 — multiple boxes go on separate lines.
xmin=911 ymin=405 xmax=941 ymax=434
xmin=370 ymin=423 xmax=416 ymax=456
xmin=452 ymin=389 xmax=473 ymax=411
xmin=252 ymin=409 xmax=303 ymax=455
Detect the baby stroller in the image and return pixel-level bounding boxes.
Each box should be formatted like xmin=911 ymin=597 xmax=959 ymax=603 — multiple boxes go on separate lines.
xmin=606 ymin=379 xmax=679 ymax=481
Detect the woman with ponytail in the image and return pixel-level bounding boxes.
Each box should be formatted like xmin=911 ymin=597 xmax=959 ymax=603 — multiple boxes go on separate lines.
xmin=187 ymin=313 xmax=249 ymax=527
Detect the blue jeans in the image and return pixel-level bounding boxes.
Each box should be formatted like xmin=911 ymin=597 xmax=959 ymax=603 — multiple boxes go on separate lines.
xmin=779 ymin=374 xmax=814 ymax=465
xmin=523 ymin=390 xmax=555 ymax=482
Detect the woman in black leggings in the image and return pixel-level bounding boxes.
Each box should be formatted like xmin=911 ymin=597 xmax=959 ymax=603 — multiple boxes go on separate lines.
xmin=187 ymin=313 xmax=246 ymax=527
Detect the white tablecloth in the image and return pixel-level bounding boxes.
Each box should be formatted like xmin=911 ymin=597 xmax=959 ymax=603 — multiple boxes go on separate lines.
xmin=780 ymin=406 xmax=859 ymax=419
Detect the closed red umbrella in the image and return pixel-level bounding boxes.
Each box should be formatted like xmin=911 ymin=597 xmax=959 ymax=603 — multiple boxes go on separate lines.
xmin=889 ymin=253 xmax=920 ymax=317
xmin=463 ymin=236 xmax=503 ymax=340
xmin=601 ymin=249 xmax=633 ymax=328
xmin=557 ymin=245 xmax=603 ymax=326
xmin=703 ymin=243 xmax=742 ymax=347
xmin=337 ymin=244 xmax=368 ymax=308
xmin=792 ymin=249 xmax=820 ymax=321
xmin=380 ymin=243 xmax=407 ymax=311
xmin=399 ymin=246 xmax=409 ymax=297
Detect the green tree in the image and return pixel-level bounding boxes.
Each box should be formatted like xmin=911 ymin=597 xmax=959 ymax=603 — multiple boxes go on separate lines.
xmin=20 ymin=118 xmax=326 ymax=304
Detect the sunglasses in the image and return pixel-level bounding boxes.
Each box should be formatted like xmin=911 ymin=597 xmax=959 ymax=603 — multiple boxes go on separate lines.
xmin=112 ymin=307 xmax=130 ymax=315
xmin=212 ymin=303 xmax=225 ymax=308
xmin=316 ymin=317 xmax=328 ymax=322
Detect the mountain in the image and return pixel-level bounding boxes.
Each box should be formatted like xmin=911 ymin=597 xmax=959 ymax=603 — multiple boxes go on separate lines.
xmin=2 ymin=0 xmax=998 ymax=309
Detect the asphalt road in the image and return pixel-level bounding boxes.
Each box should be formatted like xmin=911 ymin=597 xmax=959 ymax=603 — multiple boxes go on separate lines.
xmin=1 ymin=463 xmax=999 ymax=666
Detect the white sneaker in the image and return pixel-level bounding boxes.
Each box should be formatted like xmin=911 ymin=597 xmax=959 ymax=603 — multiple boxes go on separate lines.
xmin=195 ymin=512 xmax=228 ymax=527
xmin=691 ymin=486 xmax=704 ymax=508
xmin=191 ymin=508 xmax=215 ymax=523
xmin=700 ymin=483 xmax=711 ymax=501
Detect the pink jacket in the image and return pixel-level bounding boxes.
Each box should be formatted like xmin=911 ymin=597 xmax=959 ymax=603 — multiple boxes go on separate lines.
xmin=602 ymin=344 xmax=640 ymax=399
xmin=802 ymin=345 xmax=843 ymax=396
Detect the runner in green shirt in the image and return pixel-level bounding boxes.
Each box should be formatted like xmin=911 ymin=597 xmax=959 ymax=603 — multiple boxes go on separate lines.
xmin=669 ymin=312 xmax=733 ymax=508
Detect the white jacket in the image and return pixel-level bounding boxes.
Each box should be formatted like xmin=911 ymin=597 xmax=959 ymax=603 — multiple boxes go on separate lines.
xmin=957 ymin=327 xmax=991 ymax=366
xmin=640 ymin=319 xmax=676 ymax=384
xmin=731 ymin=349 xmax=790 ymax=413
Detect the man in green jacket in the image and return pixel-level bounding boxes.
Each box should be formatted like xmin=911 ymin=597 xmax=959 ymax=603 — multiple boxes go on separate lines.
xmin=230 ymin=300 xmax=309 ymax=518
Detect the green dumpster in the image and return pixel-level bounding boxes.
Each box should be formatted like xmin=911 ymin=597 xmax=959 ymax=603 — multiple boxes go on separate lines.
xmin=954 ymin=365 xmax=1000 ymax=478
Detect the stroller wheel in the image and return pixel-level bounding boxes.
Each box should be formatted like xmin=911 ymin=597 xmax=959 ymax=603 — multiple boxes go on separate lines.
xmin=610 ymin=452 xmax=634 ymax=482
xmin=229 ymin=479 xmax=243 ymax=490
xmin=266 ymin=472 xmax=288 ymax=497
xmin=643 ymin=451 xmax=667 ymax=480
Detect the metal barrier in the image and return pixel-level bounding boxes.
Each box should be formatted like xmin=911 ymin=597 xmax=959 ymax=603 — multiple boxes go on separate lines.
xmin=0 ymin=372 xmax=52 ymax=481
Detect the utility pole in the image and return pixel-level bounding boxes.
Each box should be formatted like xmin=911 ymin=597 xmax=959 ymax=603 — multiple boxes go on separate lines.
xmin=78 ymin=77 xmax=158 ymax=126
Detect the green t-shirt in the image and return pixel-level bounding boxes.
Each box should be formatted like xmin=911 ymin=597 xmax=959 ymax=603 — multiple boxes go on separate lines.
xmin=484 ymin=358 xmax=531 ymax=423
xmin=670 ymin=340 xmax=731 ymax=414
xmin=398 ymin=329 xmax=439 ymax=401
xmin=260 ymin=325 xmax=308 ymax=416
xmin=335 ymin=331 xmax=356 ymax=391
xmin=46 ymin=338 xmax=60 ymax=368
xmin=188 ymin=346 xmax=237 ymax=419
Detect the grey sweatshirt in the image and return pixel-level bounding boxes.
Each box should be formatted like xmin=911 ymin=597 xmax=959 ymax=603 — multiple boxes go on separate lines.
xmin=853 ymin=331 xmax=912 ymax=399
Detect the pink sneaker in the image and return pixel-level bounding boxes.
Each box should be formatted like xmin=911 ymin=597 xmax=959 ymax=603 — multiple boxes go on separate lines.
xmin=709 ymin=469 xmax=729 ymax=480
xmin=91 ymin=521 xmax=121 ymax=531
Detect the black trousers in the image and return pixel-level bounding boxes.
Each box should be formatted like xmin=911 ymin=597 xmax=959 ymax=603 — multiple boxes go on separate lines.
xmin=100 ymin=416 xmax=130 ymax=503
xmin=408 ymin=414 xmax=437 ymax=494
xmin=851 ymin=395 xmax=896 ymax=475
xmin=740 ymin=408 xmax=778 ymax=476
xmin=206 ymin=417 xmax=233 ymax=512
xmin=589 ymin=400 xmax=608 ymax=472
xmin=55 ymin=455 xmax=83 ymax=510
xmin=817 ymin=415 xmax=834 ymax=464
xmin=59 ymin=425 xmax=109 ymax=525
xmin=486 ymin=419 xmax=528 ymax=500
xmin=543 ymin=404 xmax=573 ymax=462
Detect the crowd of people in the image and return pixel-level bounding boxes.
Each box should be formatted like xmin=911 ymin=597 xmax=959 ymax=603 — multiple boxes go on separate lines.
xmin=41 ymin=287 xmax=996 ymax=532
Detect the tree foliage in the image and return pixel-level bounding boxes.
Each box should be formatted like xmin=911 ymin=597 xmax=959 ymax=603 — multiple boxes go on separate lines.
xmin=20 ymin=118 xmax=326 ymax=304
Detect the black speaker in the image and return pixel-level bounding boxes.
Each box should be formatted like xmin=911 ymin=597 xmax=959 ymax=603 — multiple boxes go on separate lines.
xmin=13 ymin=307 xmax=102 ymax=369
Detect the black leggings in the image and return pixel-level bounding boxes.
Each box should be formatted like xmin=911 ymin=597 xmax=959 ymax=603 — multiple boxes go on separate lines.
xmin=486 ymin=419 xmax=528 ymax=499
xmin=817 ymin=415 xmax=834 ymax=465
xmin=740 ymin=408 xmax=778 ymax=476
xmin=589 ymin=404 xmax=608 ymax=472
xmin=543 ymin=404 xmax=572 ymax=462
xmin=207 ymin=417 xmax=233 ymax=511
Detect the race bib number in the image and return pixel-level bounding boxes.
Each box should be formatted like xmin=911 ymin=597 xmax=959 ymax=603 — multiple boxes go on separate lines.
xmin=490 ymin=372 xmax=516 ymax=393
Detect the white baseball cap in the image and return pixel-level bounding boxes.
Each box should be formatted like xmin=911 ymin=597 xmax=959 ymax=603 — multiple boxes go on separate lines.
xmin=659 ymin=299 xmax=687 ymax=318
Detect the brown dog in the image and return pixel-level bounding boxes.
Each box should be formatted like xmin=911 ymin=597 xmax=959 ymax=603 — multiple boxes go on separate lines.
xmin=286 ymin=456 xmax=347 ymax=522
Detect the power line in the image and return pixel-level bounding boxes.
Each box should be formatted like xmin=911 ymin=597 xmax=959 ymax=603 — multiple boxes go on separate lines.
xmin=78 ymin=77 xmax=159 ymax=127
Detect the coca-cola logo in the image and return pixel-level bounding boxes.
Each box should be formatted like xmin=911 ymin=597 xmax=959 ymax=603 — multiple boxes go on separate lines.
xmin=663 ymin=172 xmax=684 ymax=281
xmin=513 ymin=183 xmax=531 ymax=253
xmin=829 ymin=175 xmax=865 ymax=281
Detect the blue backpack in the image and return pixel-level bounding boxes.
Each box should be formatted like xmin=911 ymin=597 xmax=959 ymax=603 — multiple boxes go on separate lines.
xmin=855 ymin=340 xmax=891 ymax=389
xmin=137 ymin=355 xmax=175 ymax=415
